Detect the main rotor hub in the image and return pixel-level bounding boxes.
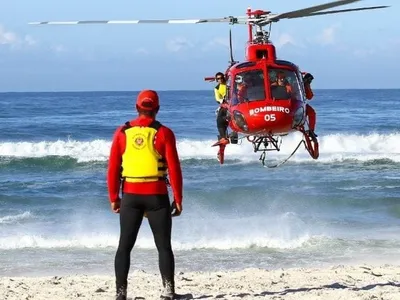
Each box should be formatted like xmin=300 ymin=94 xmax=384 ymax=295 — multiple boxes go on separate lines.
xmin=247 ymin=9 xmax=270 ymax=17
xmin=253 ymin=29 xmax=270 ymax=44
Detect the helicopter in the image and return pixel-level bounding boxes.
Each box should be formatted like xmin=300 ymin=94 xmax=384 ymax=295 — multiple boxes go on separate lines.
xmin=29 ymin=0 xmax=389 ymax=167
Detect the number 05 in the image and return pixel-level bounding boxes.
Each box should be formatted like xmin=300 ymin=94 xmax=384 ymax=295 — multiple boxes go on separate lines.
xmin=264 ymin=114 xmax=276 ymax=121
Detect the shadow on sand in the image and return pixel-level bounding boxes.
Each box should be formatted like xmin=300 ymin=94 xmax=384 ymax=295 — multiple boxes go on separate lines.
xmin=128 ymin=281 xmax=399 ymax=299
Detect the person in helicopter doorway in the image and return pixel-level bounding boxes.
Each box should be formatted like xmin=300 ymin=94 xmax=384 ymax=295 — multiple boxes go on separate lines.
xmin=303 ymin=72 xmax=318 ymax=138
xmin=214 ymin=72 xmax=227 ymax=104
xmin=270 ymin=71 xmax=293 ymax=100
xmin=214 ymin=72 xmax=229 ymax=144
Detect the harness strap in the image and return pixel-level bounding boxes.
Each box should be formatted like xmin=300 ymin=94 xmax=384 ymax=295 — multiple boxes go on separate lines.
xmin=124 ymin=176 xmax=167 ymax=180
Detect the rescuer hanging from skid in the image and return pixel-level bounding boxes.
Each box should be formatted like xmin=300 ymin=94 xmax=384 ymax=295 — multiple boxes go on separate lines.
xmin=303 ymin=72 xmax=318 ymax=139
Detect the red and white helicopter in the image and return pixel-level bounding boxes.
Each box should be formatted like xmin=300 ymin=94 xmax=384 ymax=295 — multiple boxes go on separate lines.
xmin=29 ymin=0 xmax=389 ymax=167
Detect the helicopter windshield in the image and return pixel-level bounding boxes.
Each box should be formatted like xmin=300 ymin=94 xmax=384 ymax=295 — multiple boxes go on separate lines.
xmin=231 ymin=69 xmax=265 ymax=105
xmin=268 ymin=68 xmax=303 ymax=101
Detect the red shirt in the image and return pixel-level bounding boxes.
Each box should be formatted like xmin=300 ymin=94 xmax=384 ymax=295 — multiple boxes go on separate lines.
xmin=107 ymin=115 xmax=183 ymax=205
xmin=305 ymin=83 xmax=314 ymax=100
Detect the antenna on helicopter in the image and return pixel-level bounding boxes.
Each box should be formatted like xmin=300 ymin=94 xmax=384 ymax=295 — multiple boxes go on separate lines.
xmin=228 ymin=28 xmax=237 ymax=66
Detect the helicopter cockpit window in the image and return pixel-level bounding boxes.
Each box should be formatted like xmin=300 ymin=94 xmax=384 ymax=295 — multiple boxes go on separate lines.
xmin=268 ymin=68 xmax=303 ymax=101
xmin=231 ymin=69 xmax=265 ymax=105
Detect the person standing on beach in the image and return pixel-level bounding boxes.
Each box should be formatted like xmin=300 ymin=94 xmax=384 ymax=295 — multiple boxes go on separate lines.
xmin=107 ymin=89 xmax=183 ymax=300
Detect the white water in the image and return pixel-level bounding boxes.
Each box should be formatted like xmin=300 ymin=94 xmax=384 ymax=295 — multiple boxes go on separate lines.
xmin=1 ymin=132 xmax=400 ymax=163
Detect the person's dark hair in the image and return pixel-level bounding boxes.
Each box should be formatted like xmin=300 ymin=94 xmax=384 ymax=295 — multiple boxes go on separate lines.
xmin=215 ymin=72 xmax=225 ymax=79
xmin=303 ymin=73 xmax=314 ymax=85
xmin=136 ymin=105 xmax=159 ymax=117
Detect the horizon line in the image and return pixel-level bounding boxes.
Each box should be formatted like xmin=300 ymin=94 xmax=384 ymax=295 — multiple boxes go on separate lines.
xmin=1 ymin=88 xmax=400 ymax=94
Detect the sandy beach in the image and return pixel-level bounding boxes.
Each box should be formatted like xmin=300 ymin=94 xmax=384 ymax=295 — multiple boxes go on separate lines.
xmin=1 ymin=264 xmax=399 ymax=300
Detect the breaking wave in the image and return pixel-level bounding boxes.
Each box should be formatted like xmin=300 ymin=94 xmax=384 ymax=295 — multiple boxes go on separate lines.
xmin=1 ymin=132 xmax=400 ymax=164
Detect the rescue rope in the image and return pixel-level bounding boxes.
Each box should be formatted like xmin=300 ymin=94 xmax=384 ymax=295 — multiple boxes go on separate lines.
xmin=261 ymin=139 xmax=304 ymax=168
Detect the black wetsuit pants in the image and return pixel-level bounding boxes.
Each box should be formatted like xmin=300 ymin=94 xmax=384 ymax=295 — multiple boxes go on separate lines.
xmin=216 ymin=107 xmax=228 ymax=139
xmin=115 ymin=193 xmax=175 ymax=293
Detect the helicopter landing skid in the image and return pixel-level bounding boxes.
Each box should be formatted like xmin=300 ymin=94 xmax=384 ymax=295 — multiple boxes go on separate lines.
xmin=302 ymin=130 xmax=319 ymax=159
xmin=247 ymin=135 xmax=303 ymax=168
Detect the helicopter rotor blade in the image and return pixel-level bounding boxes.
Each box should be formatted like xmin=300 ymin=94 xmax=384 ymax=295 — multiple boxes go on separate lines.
xmin=28 ymin=16 xmax=248 ymax=26
xmin=297 ymin=5 xmax=389 ymax=18
xmin=268 ymin=0 xmax=362 ymax=21
xmin=28 ymin=0 xmax=390 ymax=28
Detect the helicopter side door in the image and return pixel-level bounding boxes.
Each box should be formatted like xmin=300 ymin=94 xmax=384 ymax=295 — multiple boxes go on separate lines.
xmin=296 ymin=70 xmax=308 ymax=103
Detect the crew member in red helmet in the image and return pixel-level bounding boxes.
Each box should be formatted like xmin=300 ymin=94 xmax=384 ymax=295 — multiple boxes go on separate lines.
xmin=107 ymin=90 xmax=183 ymax=300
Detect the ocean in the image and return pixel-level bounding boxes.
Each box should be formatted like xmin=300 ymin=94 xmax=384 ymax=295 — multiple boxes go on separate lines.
xmin=1 ymin=89 xmax=400 ymax=277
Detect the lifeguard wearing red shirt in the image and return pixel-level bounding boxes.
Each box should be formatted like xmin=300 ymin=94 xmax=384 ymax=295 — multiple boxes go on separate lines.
xmin=107 ymin=89 xmax=183 ymax=300
xmin=107 ymin=93 xmax=183 ymax=206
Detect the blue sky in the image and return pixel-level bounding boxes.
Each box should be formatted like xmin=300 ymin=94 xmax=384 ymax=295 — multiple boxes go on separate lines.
xmin=0 ymin=0 xmax=398 ymax=91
